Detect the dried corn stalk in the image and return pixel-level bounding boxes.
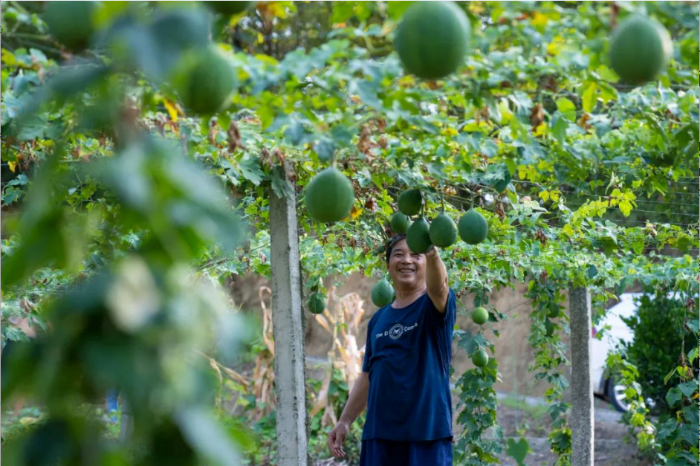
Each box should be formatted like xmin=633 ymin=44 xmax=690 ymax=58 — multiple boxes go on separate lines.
xmin=248 ymin=285 xmax=277 ymax=420
xmin=310 ymin=287 xmax=368 ymax=427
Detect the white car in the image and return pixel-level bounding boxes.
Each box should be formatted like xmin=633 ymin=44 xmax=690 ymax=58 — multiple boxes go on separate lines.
xmin=590 ymin=292 xmax=690 ymax=412
xmin=590 ymin=293 xmax=642 ymax=412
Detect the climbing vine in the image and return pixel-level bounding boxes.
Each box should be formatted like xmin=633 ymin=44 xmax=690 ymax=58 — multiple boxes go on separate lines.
xmin=1 ymin=1 xmax=698 ymax=464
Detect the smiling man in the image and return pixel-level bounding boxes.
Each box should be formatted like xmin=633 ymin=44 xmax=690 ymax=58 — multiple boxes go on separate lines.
xmin=327 ymin=234 xmax=456 ymax=465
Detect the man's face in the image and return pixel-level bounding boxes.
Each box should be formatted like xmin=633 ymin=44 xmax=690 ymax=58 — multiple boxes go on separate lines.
xmin=387 ymin=239 xmax=426 ymax=289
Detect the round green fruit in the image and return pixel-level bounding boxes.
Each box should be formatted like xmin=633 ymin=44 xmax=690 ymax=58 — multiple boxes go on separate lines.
xmin=458 ymin=209 xmax=488 ymax=245
xmin=610 ymin=14 xmax=672 ymax=85
xmin=206 ymin=1 xmax=255 ymax=16
xmin=371 ymin=278 xmax=394 ymax=308
xmin=307 ymin=292 xmax=326 ymax=315
xmin=305 ymin=167 xmax=355 ymax=223
xmin=398 ymin=189 xmax=423 ymax=216
xmin=547 ymin=304 xmax=559 ymax=318
xmin=178 ymin=47 xmax=237 ymax=115
xmin=429 ymin=212 xmax=457 ymax=248
xmin=406 ymin=217 xmax=432 ymax=254
xmin=44 ymin=1 xmax=97 ymax=51
xmin=390 ymin=212 xmax=411 ymax=234
xmin=472 ymin=349 xmax=489 ymax=368
xmin=394 ymin=1 xmax=471 ymax=79
xmin=472 ymin=307 xmax=489 ymax=325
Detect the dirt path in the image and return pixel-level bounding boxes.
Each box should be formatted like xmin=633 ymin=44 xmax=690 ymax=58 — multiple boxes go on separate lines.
xmin=490 ymin=396 xmax=652 ymax=466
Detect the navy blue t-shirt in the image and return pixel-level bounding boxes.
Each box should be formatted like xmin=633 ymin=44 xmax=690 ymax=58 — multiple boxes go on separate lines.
xmin=361 ymin=289 xmax=456 ymax=442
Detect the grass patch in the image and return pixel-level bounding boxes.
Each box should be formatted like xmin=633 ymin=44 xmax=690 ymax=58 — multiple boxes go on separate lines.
xmin=498 ymin=395 xmax=549 ymax=420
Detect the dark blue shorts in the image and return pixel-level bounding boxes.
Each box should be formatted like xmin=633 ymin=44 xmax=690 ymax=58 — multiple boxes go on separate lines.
xmin=359 ymin=437 xmax=453 ymax=466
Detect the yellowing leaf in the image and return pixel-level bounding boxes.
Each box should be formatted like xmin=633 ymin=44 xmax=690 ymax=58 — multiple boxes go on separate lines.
xmin=531 ymin=12 xmax=548 ymax=30
xmin=581 ymin=82 xmax=598 ymax=113
xmin=441 ymin=127 xmax=459 ymax=137
xmin=1 ymin=48 xmax=16 ymax=66
xmin=630 ymin=412 xmax=645 ymax=427
xmin=350 ymin=206 xmax=363 ymax=220
xmin=533 ymin=123 xmax=547 ymax=136
xmin=447 ymin=141 xmax=461 ymax=153
xmin=619 ymin=200 xmax=633 ymax=217
xmin=265 ymin=2 xmax=289 ymax=19
xmin=550 ymin=190 xmax=560 ymax=202
xmin=562 ymin=224 xmax=574 ymax=237
xmin=539 ymin=190 xmax=550 ymax=202
xmin=7 ymin=161 xmax=16 ymax=172
xmin=468 ymin=3 xmax=485 ymax=14
xmin=547 ymin=36 xmax=565 ymax=56
xmin=254 ymin=54 xmax=279 ymax=66
xmin=498 ymin=99 xmax=513 ymax=124
xmin=163 ymin=100 xmax=179 ymax=122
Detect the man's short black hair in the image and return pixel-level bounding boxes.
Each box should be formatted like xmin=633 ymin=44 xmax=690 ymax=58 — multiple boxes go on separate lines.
xmin=386 ymin=234 xmax=407 ymax=264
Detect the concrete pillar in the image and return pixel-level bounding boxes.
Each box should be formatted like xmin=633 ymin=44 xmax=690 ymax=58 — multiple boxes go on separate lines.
xmin=569 ymin=286 xmax=594 ymax=466
xmin=120 ymin=399 xmax=133 ymax=442
xmin=269 ymin=164 xmax=309 ymax=466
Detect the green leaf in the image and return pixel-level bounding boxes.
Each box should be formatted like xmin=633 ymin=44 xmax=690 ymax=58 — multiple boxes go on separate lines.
xmin=664 ymin=366 xmax=678 ymax=385
xmin=238 ymin=158 xmax=264 ymax=186
xmin=505 ymin=437 xmax=530 ymax=466
xmin=666 ymin=387 xmax=682 ymax=407
xmin=314 ymin=138 xmax=335 ymax=163
xmin=330 ymin=124 xmax=356 ymax=146
xmin=597 ymin=81 xmax=618 ymax=104
xmin=284 ymin=118 xmax=311 ymax=145
xmin=270 ymin=168 xmax=294 ymax=200
xmin=587 ymin=264 xmax=598 ymax=279
xmin=555 ymin=98 xmax=576 ymax=121
xmin=678 ymin=380 xmax=698 ymax=398
xmin=387 ymin=1 xmax=415 ymax=20
xmin=330 ymin=1 xmax=355 ymax=23
xmin=17 ymin=113 xmax=49 ymax=141
xmin=678 ymin=421 xmax=698 ymax=446
xmin=481 ymin=163 xmax=511 ymax=192
xmin=581 ymin=82 xmax=598 ymax=113
xmin=176 ymin=407 xmax=241 ymax=465
xmin=427 ymin=160 xmax=445 ymax=178
xmin=551 ymin=114 xmax=569 ymax=143
xmin=351 ymin=79 xmax=382 ymax=110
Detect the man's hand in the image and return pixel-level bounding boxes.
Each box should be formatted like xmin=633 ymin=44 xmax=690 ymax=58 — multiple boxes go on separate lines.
xmin=327 ymin=372 xmax=368 ymax=458
xmin=328 ymin=421 xmax=349 ymax=458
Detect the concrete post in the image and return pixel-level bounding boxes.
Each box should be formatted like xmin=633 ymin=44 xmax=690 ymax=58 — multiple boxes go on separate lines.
xmin=120 ymin=399 xmax=133 ymax=442
xmin=569 ymin=286 xmax=594 ymax=466
xmin=269 ymin=164 xmax=309 ymax=466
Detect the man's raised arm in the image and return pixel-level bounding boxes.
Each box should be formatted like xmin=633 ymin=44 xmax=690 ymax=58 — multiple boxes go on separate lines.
xmin=425 ymin=247 xmax=449 ymax=313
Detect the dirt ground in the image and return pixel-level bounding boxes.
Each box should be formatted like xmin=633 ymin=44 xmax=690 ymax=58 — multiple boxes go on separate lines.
xmin=311 ymin=396 xmax=653 ymax=466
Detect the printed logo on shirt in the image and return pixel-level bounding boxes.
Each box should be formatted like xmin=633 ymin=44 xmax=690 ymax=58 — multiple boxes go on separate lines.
xmin=375 ymin=322 xmax=419 ymax=340
xmin=389 ymin=323 xmax=404 ymax=339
